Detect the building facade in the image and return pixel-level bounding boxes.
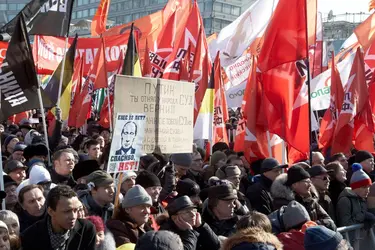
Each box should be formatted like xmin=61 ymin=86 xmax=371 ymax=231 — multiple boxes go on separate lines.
xmin=0 ymin=0 xmax=28 ymax=27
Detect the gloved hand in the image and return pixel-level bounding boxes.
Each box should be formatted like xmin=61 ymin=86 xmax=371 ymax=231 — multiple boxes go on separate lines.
xmin=364 ymin=212 xmax=375 ymax=230
xmin=55 ymin=106 xmax=62 ymax=121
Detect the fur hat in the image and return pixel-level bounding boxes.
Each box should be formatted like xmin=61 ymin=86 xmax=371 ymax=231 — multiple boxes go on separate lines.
xmin=23 ymin=144 xmax=48 ymax=160
xmin=72 ymin=160 xmax=100 ymax=181
xmin=350 ymin=163 xmax=372 ymax=190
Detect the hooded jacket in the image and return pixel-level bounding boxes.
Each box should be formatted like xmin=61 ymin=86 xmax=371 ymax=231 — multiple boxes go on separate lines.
xmin=270 ymin=174 xmax=336 ymax=231
xmin=336 ymin=187 xmax=367 ymax=227
xmin=329 ymin=179 xmax=347 ymax=209
xmin=246 ymin=174 xmax=274 ymax=215
xmin=78 ymin=190 xmax=113 ymax=222
xmin=220 ymin=227 xmax=283 ymax=250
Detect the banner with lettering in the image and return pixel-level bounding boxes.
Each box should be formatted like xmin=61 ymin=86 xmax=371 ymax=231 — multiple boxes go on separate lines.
xmin=33 ymin=34 xmax=129 ymax=75
xmin=114 ymin=76 xmax=194 ymax=154
xmin=107 ymin=113 xmax=146 ymax=173
xmin=0 ymin=42 xmax=7 ymax=64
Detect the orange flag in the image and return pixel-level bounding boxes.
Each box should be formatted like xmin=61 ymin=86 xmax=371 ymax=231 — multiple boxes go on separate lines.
xmin=258 ymin=0 xmax=310 ymax=155
xmin=91 ymin=0 xmax=110 ymax=36
xmin=370 ymin=0 xmax=375 ymax=11
xmin=332 ymin=48 xmax=368 ymax=154
xmin=354 ymin=11 xmax=375 ymax=50
xmin=319 ymin=52 xmax=345 ymax=155
xmin=68 ymin=56 xmax=84 ymax=127
xmin=212 ymin=52 xmax=229 ymax=145
xmin=92 ymin=37 xmax=108 ymax=90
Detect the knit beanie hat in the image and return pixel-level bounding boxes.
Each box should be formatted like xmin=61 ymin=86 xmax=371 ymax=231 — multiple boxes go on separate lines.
xmin=304 ymin=226 xmax=343 ymax=250
xmin=122 ymin=185 xmax=152 ymax=208
xmin=122 ymin=171 xmax=137 ymax=183
xmin=350 ymin=163 xmax=372 ymax=189
xmin=286 ymin=165 xmax=310 ymax=186
xmin=282 ymin=201 xmax=311 ymax=231
xmin=86 ymin=170 xmax=114 ymax=188
xmin=135 ymin=230 xmax=184 ymax=250
xmin=210 ymin=151 xmax=227 ymax=166
xmin=4 ymin=135 xmax=17 ymax=149
xmin=29 ymin=165 xmax=52 ymax=185
xmin=212 ymin=142 xmax=229 ymax=153
xmin=355 ymin=150 xmax=373 ymax=164
xmin=215 ymin=165 xmax=241 ymax=179
xmin=136 ymin=171 xmax=161 ymax=189
xmin=86 ymin=216 xmax=105 ymax=232
xmin=176 ymin=178 xmax=200 ymax=197
xmin=170 ymin=153 xmax=192 ymax=167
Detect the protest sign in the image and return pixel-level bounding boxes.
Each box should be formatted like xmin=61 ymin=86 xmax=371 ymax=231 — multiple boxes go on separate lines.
xmin=107 ymin=113 xmax=146 ymax=173
xmin=114 ymin=76 xmax=194 ymax=154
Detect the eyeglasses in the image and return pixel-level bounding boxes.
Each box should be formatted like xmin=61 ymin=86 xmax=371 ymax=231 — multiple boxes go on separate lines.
xmin=178 ymin=209 xmax=197 ymax=216
xmin=314 ymin=176 xmax=330 ymax=181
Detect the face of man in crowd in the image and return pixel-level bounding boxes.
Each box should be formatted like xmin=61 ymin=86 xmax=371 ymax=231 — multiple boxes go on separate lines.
xmin=55 ymin=152 xmax=75 ymax=176
xmin=5 ymin=185 xmax=17 ymax=207
xmin=214 ymin=199 xmax=235 ymax=220
xmin=12 ymin=151 xmax=24 ymax=162
xmin=3 ymin=217 xmax=19 ymax=237
xmin=121 ymin=123 xmax=136 ymax=149
xmin=15 ymin=131 xmax=23 ymax=141
xmin=126 ymin=204 xmax=151 ymax=226
xmin=227 ymin=175 xmax=241 ymax=190
xmin=215 ymin=159 xmax=227 ymax=169
xmin=191 ymin=151 xmax=203 ymax=172
xmin=337 ymin=156 xmax=348 ymax=170
xmin=145 ymin=186 xmax=162 ymax=204
xmin=311 ymin=174 xmax=330 ymax=192
xmin=48 ymin=196 xmax=80 ymax=231
xmin=263 ymin=168 xmax=283 ymax=181
xmin=0 ymin=228 xmax=10 ymax=250
xmin=92 ymin=183 xmax=115 ymax=206
xmin=121 ymin=177 xmax=136 ymax=194
xmin=174 ymin=208 xmax=197 ymax=227
xmin=8 ymin=168 xmax=26 ymax=185
xmin=292 ymin=179 xmax=312 ymax=197
xmin=22 ymin=188 xmax=45 ymax=217
xmin=7 ymin=138 xmax=19 ymax=153
xmin=336 ymin=164 xmax=347 ymax=183
xmin=88 ymin=144 xmax=101 ymax=160
xmin=174 ymin=164 xmax=190 ymax=180
xmin=100 ymin=130 xmax=110 ymax=143
xmin=312 ymin=152 xmax=325 ymax=166
xmin=354 ymin=185 xmax=370 ymax=199
xmin=361 ymin=158 xmax=374 ymax=173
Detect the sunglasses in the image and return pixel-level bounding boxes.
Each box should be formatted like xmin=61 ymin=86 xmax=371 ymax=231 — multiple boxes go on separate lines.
xmin=314 ymin=176 xmax=330 ymax=181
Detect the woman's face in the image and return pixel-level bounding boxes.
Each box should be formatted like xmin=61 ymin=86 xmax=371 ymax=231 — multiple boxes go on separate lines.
xmin=95 ymin=231 xmax=105 ymax=246
xmin=335 ymin=164 xmax=347 ymax=183
xmin=0 ymin=228 xmax=10 ymax=250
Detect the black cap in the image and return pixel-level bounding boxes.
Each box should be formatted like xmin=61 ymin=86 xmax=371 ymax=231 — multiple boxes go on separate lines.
xmin=176 ymin=178 xmax=200 ymax=197
xmin=13 ymin=143 xmax=27 ymax=153
xmin=307 ymin=165 xmax=333 ymax=178
xmin=72 ymin=160 xmax=100 ymax=181
xmin=355 ymin=150 xmax=373 ymax=164
xmin=136 ymin=171 xmax=161 ymax=189
xmin=208 ymin=184 xmax=237 ymax=200
xmin=261 ymin=158 xmax=288 ymax=173
xmin=23 ymin=144 xmax=48 ymax=160
xmin=166 ymin=195 xmax=196 ymax=215
xmin=286 ymin=166 xmax=310 ymax=186
xmin=4 ymin=160 xmax=26 ymax=174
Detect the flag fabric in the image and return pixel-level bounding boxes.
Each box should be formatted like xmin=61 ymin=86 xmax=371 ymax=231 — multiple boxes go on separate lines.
xmin=212 ymin=52 xmax=229 ymax=145
xmin=310 ymin=11 xmax=323 ymax=78
xmin=91 ymin=0 xmax=110 ymax=36
xmin=354 ymin=12 xmax=375 ymax=50
xmin=0 ymin=0 xmax=74 ymax=37
xmin=43 ymin=35 xmax=78 ymax=119
xmin=319 ymin=52 xmax=345 ymax=155
xmin=332 ymin=48 xmax=368 ymax=155
xmin=179 ymin=43 xmax=191 ymax=81
xmin=92 ymin=37 xmax=108 ymax=90
xmin=258 ymin=0 xmax=310 ymax=155
xmin=67 ymin=56 xmax=84 ymax=127
xmin=370 ymin=0 xmax=375 ymax=11
xmin=8 ymin=111 xmax=30 ymax=125
xmin=122 ymin=23 xmax=142 ymax=77
xmin=142 ymin=39 xmax=152 ymax=77
xmin=0 ymin=15 xmax=51 ymax=121
xmin=75 ymin=76 xmax=94 ymax=128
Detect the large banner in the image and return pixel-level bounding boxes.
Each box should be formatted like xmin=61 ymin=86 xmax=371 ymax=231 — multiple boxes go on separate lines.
xmin=114 ymin=76 xmax=194 ymax=154
xmin=107 ymin=113 xmax=146 ymax=173
xmin=0 ymin=42 xmax=7 ymax=64
xmin=33 ymin=34 xmax=129 ymax=75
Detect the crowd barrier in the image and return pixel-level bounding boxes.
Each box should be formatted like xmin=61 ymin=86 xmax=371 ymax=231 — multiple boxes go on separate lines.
xmin=337 ymin=224 xmax=375 ymax=250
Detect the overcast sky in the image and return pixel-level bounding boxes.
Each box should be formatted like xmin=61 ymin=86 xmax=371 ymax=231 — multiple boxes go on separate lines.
xmin=318 ymin=0 xmax=370 ymax=15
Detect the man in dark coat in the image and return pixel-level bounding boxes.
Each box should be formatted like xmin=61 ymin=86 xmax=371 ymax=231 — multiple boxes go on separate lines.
xmin=21 ymin=185 xmax=96 ymax=250
xmin=246 ymin=158 xmax=288 ymax=215
xmin=50 ymin=148 xmax=77 ymax=188
xmin=160 ymin=196 xmax=221 ymax=250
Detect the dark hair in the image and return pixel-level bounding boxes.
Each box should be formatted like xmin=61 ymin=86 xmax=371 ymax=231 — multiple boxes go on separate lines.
xmin=85 ymin=139 xmax=101 ymax=150
xmin=236 ymin=211 xmax=272 ymax=233
xmin=121 ymin=121 xmax=138 ymax=136
xmin=71 ymin=134 xmax=87 ymax=152
xmin=47 ymin=185 xmax=77 ymax=211
xmin=92 ymin=134 xmax=103 ymax=141
xmin=227 ymin=155 xmax=241 ymax=164
xmin=330 ymin=153 xmax=345 ymax=163
xmin=18 ymin=184 xmax=44 ymax=204
xmin=325 ymin=161 xmax=342 ymax=180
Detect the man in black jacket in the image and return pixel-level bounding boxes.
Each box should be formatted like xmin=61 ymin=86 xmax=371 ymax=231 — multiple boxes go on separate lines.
xmin=50 ymin=148 xmax=77 ymax=188
xmin=21 ymin=185 xmax=96 ymax=250
xmin=246 ymin=158 xmax=288 ymax=215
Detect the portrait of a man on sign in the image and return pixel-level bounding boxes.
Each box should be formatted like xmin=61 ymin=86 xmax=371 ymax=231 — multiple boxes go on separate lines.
xmin=115 ymin=121 xmax=137 ymax=155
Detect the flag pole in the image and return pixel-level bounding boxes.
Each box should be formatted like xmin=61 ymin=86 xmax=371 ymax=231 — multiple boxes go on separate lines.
xmin=281 ymin=139 xmax=286 ymax=164
xmin=106 ymin=88 xmax=113 ymax=132
xmin=0 ymin=87 xmax=5 ymax=210
xmin=266 ymin=131 xmax=273 ymax=157
xmin=305 ymin=0 xmax=313 ymax=161
xmin=37 ymin=87 xmax=52 ymax=166
xmin=57 ymin=37 xmax=69 ymax=107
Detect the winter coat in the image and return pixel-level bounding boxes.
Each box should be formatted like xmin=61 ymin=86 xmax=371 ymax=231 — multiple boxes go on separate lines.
xmin=317 ymin=191 xmax=336 ymax=222
xmin=221 ymin=227 xmax=283 ymax=250
xmin=97 ymin=230 xmax=116 ymax=250
xmin=246 ymin=174 xmax=274 ymax=215
xmin=328 ymin=179 xmax=347 ymax=209
xmin=17 ymin=208 xmax=46 ymax=233
xmin=336 ymin=187 xmax=367 ymax=227
xmin=78 ymin=190 xmax=113 ymax=222
xmin=201 ymin=199 xmax=238 ymax=237
xmin=159 ymin=216 xmax=221 ymax=250
xmin=21 ymin=217 xmax=96 ymax=250
xmin=183 ymin=169 xmax=207 ymax=190
xmin=270 ymin=174 xmax=336 ymax=231
xmin=277 ymin=231 xmax=304 ymax=250
xmin=106 ymin=208 xmax=152 ymax=247
xmin=50 ymin=168 xmax=77 ymax=188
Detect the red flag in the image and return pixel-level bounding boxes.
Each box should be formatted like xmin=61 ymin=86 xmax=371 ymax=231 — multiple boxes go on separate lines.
xmin=92 ymin=37 xmax=108 ymax=90
xmin=212 ymin=52 xmax=229 ymax=145
xmin=76 ymin=77 xmax=93 ymax=129
xmin=179 ymin=43 xmax=191 ymax=81
xmin=319 ymin=52 xmax=345 ymax=154
xmin=68 ymin=56 xmax=84 ymax=127
xmin=258 ymin=0 xmax=310 ymax=155
xmin=8 ymin=112 xmax=29 ymax=125
xmin=91 ymin=0 xmax=110 ymax=36
xmin=332 ymin=48 xmax=368 ymax=154
xmin=142 ymin=39 xmax=152 ymax=77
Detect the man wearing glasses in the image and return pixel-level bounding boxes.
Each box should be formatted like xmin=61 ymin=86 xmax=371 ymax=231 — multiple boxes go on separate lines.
xmin=115 ymin=121 xmax=137 ymax=156
xmin=308 ymin=165 xmax=336 ymax=221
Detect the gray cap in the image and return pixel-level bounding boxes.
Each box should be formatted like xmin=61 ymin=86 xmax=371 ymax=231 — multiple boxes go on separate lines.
xmin=4 ymin=160 xmax=26 ymax=174
xmin=135 ymin=230 xmax=183 ymax=250
xmin=261 ymin=158 xmax=288 ymax=173
xmin=282 ymin=201 xmax=310 ymax=231
xmin=166 ymin=196 xmax=196 ymax=215
xmin=122 ymin=185 xmax=152 ymax=208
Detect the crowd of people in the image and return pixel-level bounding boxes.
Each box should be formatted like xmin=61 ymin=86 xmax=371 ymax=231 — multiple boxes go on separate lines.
xmin=0 ymin=112 xmax=373 ymax=250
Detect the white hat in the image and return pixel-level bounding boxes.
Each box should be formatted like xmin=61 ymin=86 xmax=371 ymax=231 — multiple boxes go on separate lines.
xmin=16 ymin=179 xmax=30 ymax=198
xmin=121 ymin=171 xmax=137 ymax=183
xmin=0 ymin=221 xmax=8 ymax=231
xmin=29 ymin=165 xmax=51 ymax=185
